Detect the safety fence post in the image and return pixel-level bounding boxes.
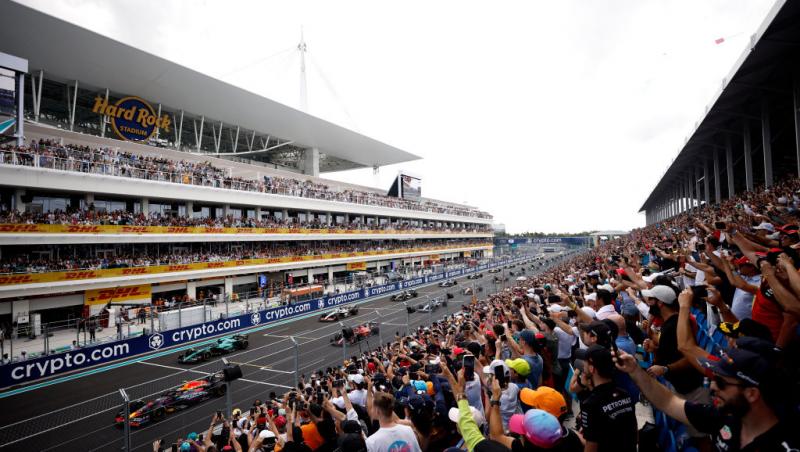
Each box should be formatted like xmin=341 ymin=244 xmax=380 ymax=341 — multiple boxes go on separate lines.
xmin=290 ymin=336 xmax=299 ymax=389
xmin=119 ymin=388 xmax=131 ymax=452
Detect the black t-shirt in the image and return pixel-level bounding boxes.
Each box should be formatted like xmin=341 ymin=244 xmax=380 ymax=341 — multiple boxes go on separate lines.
xmin=655 ymin=314 xmax=703 ymax=395
xmin=511 ymin=428 xmax=583 ymax=452
xmin=578 ymin=383 xmax=637 ymax=452
xmin=684 ymin=401 xmax=800 ymax=451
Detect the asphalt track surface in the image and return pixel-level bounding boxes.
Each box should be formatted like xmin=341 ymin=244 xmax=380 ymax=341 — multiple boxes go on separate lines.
xmin=0 ymin=262 xmax=553 ymax=452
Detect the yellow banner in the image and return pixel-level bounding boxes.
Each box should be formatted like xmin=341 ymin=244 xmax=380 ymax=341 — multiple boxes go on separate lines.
xmin=463 ymin=252 xmax=472 ymax=257
xmin=0 ymin=243 xmax=492 ymax=286
xmin=85 ymin=284 xmax=152 ymax=305
xmin=0 ymin=224 xmax=484 ymax=236
xmin=346 ymin=262 xmax=367 ymax=271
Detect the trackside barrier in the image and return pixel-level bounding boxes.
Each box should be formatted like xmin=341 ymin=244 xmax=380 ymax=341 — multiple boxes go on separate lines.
xmin=0 ymin=256 xmax=530 ymax=387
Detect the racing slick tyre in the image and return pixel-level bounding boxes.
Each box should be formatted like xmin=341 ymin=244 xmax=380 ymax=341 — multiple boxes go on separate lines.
xmin=202 ymin=351 xmax=211 ymax=361
xmin=352 ymin=308 xmax=359 ymax=315
xmin=370 ymin=326 xmax=380 ymax=336
xmin=214 ymin=384 xmax=227 ymax=397
xmin=152 ymin=408 xmax=166 ymax=422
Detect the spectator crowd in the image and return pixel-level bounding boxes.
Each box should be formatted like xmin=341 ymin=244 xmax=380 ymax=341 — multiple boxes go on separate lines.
xmin=0 ymin=208 xmax=491 ymax=233
xmin=0 ymin=239 xmax=487 ymax=275
xmin=155 ymin=176 xmax=800 ymax=452
xmin=0 ymin=140 xmax=491 ymax=219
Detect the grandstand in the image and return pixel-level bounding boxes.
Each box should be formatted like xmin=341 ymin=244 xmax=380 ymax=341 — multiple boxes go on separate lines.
xmin=0 ymin=2 xmax=493 ymax=350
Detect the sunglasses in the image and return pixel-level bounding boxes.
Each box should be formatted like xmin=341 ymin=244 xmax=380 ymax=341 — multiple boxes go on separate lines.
xmin=712 ymin=375 xmax=749 ymax=390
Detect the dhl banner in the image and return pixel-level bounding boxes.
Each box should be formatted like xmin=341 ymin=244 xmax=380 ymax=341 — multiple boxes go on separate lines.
xmin=430 ymin=254 xmax=441 ymax=261
xmin=463 ymin=252 xmax=472 ymax=257
xmin=0 ymin=224 xmax=487 ymax=236
xmin=85 ymin=284 xmax=152 ymax=305
xmin=0 ymin=243 xmax=492 ymax=286
xmin=346 ymin=262 xmax=367 ymax=271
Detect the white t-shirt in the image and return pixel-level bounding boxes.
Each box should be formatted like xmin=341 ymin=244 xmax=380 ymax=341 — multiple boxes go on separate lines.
xmin=366 ymin=424 xmax=422 ymax=452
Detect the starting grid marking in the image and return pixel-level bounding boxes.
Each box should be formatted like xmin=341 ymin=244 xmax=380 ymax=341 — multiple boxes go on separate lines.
xmin=263 ymin=333 xmax=316 ymax=341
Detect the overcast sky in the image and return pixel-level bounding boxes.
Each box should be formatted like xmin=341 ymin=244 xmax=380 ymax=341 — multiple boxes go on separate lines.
xmin=19 ymin=0 xmax=776 ymax=233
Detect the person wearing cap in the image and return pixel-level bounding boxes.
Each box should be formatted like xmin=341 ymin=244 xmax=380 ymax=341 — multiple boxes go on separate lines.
xmin=573 ymin=345 xmax=637 ymax=452
xmin=614 ymin=344 xmax=800 ymax=451
xmin=365 ymin=392 xmax=421 ymax=452
xmin=440 ymin=363 xmax=508 ymax=452
xmin=482 ymin=359 xmax=519 ymax=430
xmin=488 ymin=380 xmax=583 ymax=451
xmin=510 ymin=326 xmax=543 ymax=389
xmin=504 ymin=358 xmax=532 ymax=390
xmin=719 ymin=255 xmax=760 ymax=321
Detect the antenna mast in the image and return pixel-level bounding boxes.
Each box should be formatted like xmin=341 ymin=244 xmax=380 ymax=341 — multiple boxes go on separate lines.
xmin=298 ymin=27 xmax=308 ymax=112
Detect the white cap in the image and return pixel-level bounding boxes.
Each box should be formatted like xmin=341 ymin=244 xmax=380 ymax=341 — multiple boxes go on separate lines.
xmin=259 ymin=430 xmax=276 ymax=440
xmin=641 ymin=285 xmax=677 ymax=304
xmin=598 ymin=284 xmax=614 ymax=293
xmin=482 ymin=359 xmax=509 ymax=375
xmin=348 ymin=374 xmax=365 ymax=384
xmin=642 ymin=272 xmax=662 ymax=283
xmin=581 ymin=306 xmax=597 ymax=319
xmin=448 ymin=405 xmax=485 ymax=426
xmin=754 ymin=222 xmax=775 ymax=232
xmin=585 ymin=292 xmax=597 ymax=302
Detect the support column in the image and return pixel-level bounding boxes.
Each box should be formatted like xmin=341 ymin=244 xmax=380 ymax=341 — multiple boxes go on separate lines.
xmin=303 ymin=148 xmax=320 ymax=177
xmin=345 ymin=213 xmax=350 ymax=224
xmin=224 ymin=204 xmax=231 ymax=217
xmin=695 ymin=166 xmax=702 ymax=208
xmin=224 ymin=277 xmax=233 ymax=299
xmin=327 ymin=267 xmax=334 ymax=285
xmin=327 ymin=212 xmax=332 ymax=225
xmin=713 ymin=150 xmax=721 ymax=204
xmin=256 ymin=207 xmax=263 ymax=220
xmin=794 ymin=75 xmax=800 ymax=176
xmin=282 ymin=209 xmax=289 ymax=221
xmin=725 ymin=135 xmax=735 ymax=198
xmin=743 ymin=121 xmax=754 ymax=191
xmin=141 ymin=198 xmax=150 ymax=214
xmin=703 ymin=160 xmax=710 ymax=206
xmin=186 ymin=201 xmax=194 ymax=218
xmin=186 ymin=281 xmax=197 ymax=300
xmin=307 ymin=268 xmax=314 ymax=284
xmin=84 ymin=193 xmax=94 ymax=208
xmin=13 ymin=188 xmax=25 ymax=213
xmin=761 ymin=98 xmax=773 ymax=188
xmin=15 ymin=72 xmax=24 ymax=147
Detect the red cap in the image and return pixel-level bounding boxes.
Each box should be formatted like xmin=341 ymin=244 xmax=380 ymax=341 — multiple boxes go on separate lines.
xmin=485 ymin=330 xmax=496 ymax=339
xmin=367 ymin=362 xmax=376 ymax=372
xmin=452 ymin=347 xmax=465 ymax=356
xmin=274 ymin=415 xmax=287 ymax=428
xmin=615 ymin=268 xmax=627 ymax=276
xmin=779 ymin=224 xmax=799 ymax=234
xmin=734 ymin=256 xmax=753 ymax=266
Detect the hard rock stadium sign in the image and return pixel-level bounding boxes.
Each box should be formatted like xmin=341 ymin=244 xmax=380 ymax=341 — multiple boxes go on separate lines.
xmin=92 ymin=96 xmax=171 ymax=142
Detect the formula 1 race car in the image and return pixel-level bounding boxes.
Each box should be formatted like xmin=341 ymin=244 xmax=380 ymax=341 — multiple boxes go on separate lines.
xmin=319 ymin=305 xmax=359 ymax=322
xmin=407 ymin=297 xmax=447 ymax=313
xmin=462 ymin=287 xmax=474 ymax=295
xmin=493 ymin=276 xmax=509 ymax=283
xmin=488 ymin=268 xmax=501 ymax=273
xmin=438 ymin=279 xmax=458 ymax=288
xmin=466 ymin=273 xmax=483 ymax=280
xmin=115 ymin=373 xmax=226 ymax=427
xmin=331 ymin=321 xmax=379 ymax=346
xmin=390 ymin=289 xmax=418 ymax=302
xmin=177 ymin=334 xmax=249 ymax=364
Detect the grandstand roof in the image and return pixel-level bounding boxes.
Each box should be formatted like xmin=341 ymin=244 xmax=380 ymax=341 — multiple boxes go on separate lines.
xmin=639 ymin=0 xmax=797 ymax=212
xmin=0 ymin=1 xmax=420 ymax=172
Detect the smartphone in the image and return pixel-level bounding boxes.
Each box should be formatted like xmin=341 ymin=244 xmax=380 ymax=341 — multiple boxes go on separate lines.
xmin=316 ymin=392 xmax=324 ymax=404
xmin=333 ymin=378 xmax=345 ymax=388
xmin=714 ymin=221 xmax=726 ymax=230
xmin=493 ymin=365 xmax=507 ymax=389
xmin=216 ymin=410 xmax=223 ymax=419
xmin=500 ymin=334 xmax=507 ymax=342
xmin=608 ymin=330 xmax=619 ymax=356
xmin=463 ymin=354 xmax=475 ymax=381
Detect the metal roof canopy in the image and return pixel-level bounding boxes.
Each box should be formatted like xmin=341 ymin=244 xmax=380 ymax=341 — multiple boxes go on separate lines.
xmin=0 ymin=1 xmax=420 ymax=171
xmin=639 ymin=0 xmax=798 ymax=212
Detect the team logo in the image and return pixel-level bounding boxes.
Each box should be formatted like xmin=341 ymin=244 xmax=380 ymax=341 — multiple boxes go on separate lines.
xmin=148 ymin=333 xmax=164 ymax=350
xmin=92 ymin=96 xmax=171 ymax=142
xmin=719 ymin=425 xmax=732 ymax=440
xmin=318 ymin=299 xmax=325 ymax=310
xmin=251 ymin=313 xmax=261 ymax=325
xmin=387 ymin=440 xmax=412 ymax=452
